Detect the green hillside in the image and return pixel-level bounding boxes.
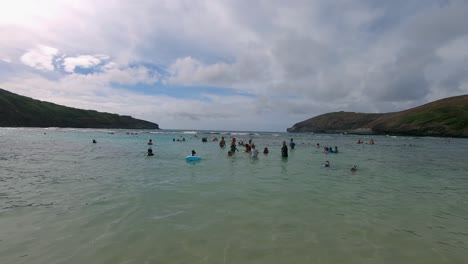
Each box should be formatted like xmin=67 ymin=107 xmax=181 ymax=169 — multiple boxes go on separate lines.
xmin=0 ymin=88 xmax=159 ymax=129
xmin=287 ymin=95 xmax=468 ymax=137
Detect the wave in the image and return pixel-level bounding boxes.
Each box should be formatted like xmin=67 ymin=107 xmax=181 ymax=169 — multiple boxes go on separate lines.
xmin=229 ymin=132 xmax=249 ymax=136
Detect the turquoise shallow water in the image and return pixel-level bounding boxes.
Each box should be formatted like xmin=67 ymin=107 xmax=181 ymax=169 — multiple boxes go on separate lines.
xmin=0 ymin=128 xmax=467 ymax=264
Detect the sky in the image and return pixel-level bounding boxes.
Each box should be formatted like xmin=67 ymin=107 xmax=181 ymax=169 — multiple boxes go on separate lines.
xmin=1 ymin=0 xmax=467 ymax=131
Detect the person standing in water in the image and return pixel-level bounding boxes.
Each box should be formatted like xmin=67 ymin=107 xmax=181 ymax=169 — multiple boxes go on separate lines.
xmin=230 ymin=138 xmax=237 ymax=153
xmin=219 ymin=137 xmax=226 ymax=148
xmin=281 ymin=141 xmax=288 ymax=158
xmin=289 ymin=138 xmax=295 ymax=149
xmin=250 ymin=144 xmax=259 ymax=158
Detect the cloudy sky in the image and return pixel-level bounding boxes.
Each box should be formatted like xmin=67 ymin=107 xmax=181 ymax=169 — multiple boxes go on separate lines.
xmin=1 ymin=0 xmax=467 ymax=131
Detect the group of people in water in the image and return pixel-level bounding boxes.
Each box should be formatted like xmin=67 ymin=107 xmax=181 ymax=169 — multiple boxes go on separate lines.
xmin=218 ymin=137 xmax=296 ymax=158
xmin=322 ymin=146 xmax=339 ymax=154
xmin=130 ymin=135 xmax=362 ymax=173
xmin=357 ymin=139 xmax=374 ymax=144
xmin=218 ymin=137 xmax=271 ymax=158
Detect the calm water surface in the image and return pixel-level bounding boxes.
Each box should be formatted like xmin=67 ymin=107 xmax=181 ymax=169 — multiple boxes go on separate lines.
xmin=0 ymin=128 xmax=467 ymax=264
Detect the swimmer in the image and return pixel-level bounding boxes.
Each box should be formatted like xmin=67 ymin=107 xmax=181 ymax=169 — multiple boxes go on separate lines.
xmin=323 ymin=147 xmax=328 ymax=154
xmin=227 ymin=150 xmax=234 ymax=157
xmin=350 ymin=165 xmax=357 ymax=173
xmin=148 ymin=139 xmax=153 ymax=145
xmin=147 ymin=147 xmax=154 ymax=156
xmin=323 ymin=161 xmax=330 ymax=167
xmin=334 ymin=146 xmax=338 ymax=153
xmin=92 ymin=139 xmax=97 ymax=144
xmin=263 ymin=147 xmax=269 ymax=154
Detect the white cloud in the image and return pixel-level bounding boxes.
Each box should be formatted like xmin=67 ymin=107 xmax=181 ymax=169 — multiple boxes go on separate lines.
xmin=168 ymin=56 xmax=233 ymax=86
xmin=20 ymin=45 xmax=58 ymax=71
xmin=57 ymin=65 xmax=159 ymax=89
xmin=167 ymin=44 xmax=280 ymax=94
xmin=63 ymin=54 xmax=107 ymax=73
xmin=101 ymin=66 xmax=159 ymax=85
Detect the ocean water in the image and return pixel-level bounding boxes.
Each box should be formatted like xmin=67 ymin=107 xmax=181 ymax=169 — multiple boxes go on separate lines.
xmin=0 ymin=127 xmax=467 ymax=264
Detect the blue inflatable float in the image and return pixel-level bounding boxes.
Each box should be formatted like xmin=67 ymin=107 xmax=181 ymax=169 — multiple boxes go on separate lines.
xmin=186 ymin=156 xmax=202 ymax=161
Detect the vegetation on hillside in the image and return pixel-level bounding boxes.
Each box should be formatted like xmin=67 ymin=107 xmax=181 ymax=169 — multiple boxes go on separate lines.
xmin=288 ymin=95 xmax=468 ymax=137
xmin=0 ymin=88 xmax=159 ymax=129
xmin=287 ymin=112 xmax=384 ymax=133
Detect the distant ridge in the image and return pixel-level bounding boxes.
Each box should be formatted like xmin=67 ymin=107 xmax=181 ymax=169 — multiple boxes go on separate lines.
xmin=287 ymin=95 xmax=468 ymax=137
xmin=0 ymin=88 xmax=159 ymax=129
